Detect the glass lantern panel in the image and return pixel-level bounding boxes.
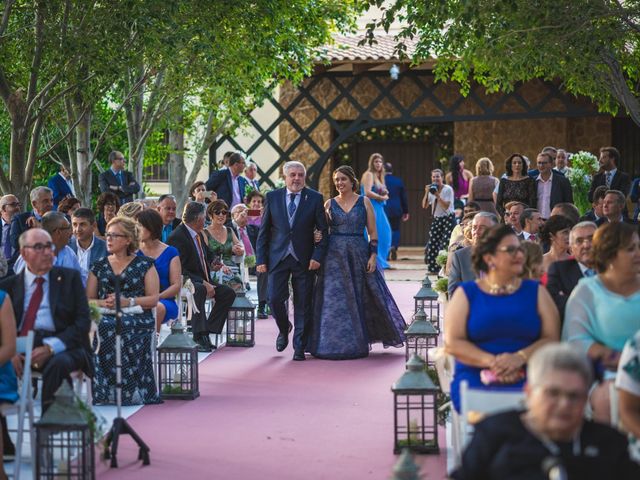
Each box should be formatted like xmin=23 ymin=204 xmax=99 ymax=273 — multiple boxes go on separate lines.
xmin=37 ymin=427 xmax=94 ymax=479
xmin=227 ymin=310 xmax=255 ymax=345
xmin=405 ymin=336 xmax=438 ymax=366
xmin=394 ymin=392 xmax=439 ymax=453
xmin=159 ymin=351 xmax=195 ymax=395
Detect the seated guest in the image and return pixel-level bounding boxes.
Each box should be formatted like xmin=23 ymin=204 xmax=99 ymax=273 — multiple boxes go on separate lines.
xmin=47 ymin=165 xmax=75 ymax=209
xmin=0 ymin=286 xmax=17 ymax=467
xmin=13 ymin=212 xmax=86 ymax=286
xmin=563 ymin=222 xmax=640 ymax=423
xmin=617 ymin=330 xmax=640 ymax=461
xmin=540 ymin=215 xmax=573 ymax=273
xmin=116 ymin=201 xmax=144 ymax=219
xmin=518 ymin=208 xmax=542 ymax=242
xmin=70 ymin=208 xmax=108 ymax=281
xmin=550 ymin=202 xmax=580 ymax=225
xmin=447 ymin=211 xmax=476 ymax=258
xmin=57 ymin=196 xmax=81 ymax=218
xmin=95 ymin=192 xmax=120 ymax=237
xmin=448 ymin=202 xmax=480 ymax=248
xmin=504 ymin=201 xmax=525 ymax=236
xmin=135 ymin=209 xmax=181 ymax=331
xmin=157 ymin=194 xmax=181 ymax=242
xmin=580 ymin=185 xmax=608 ymax=223
xmin=205 ymin=152 xmax=249 ymax=209
xmin=204 ymin=200 xmax=244 ymax=273
xmin=546 ymin=221 xmax=597 ymax=322
xmin=447 ymin=212 xmax=498 ymax=297
xmin=452 ymin=343 xmax=640 ymax=480
xmin=597 ymin=189 xmax=635 ymax=226
xmin=167 ymin=202 xmax=236 ymax=352
xmin=245 ymin=190 xmax=265 ymax=227
xmin=445 ymin=224 xmax=559 ymax=412
xmin=87 ymin=217 xmax=160 ymax=405
xmin=0 ymin=228 xmax=92 ymax=411
xmin=520 ymin=241 xmax=544 ymax=280
xmin=10 ymin=186 xmax=54 ymax=255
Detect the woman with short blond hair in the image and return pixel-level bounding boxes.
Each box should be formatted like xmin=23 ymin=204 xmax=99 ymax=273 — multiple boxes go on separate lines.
xmin=468 ymin=157 xmax=499 ymax=216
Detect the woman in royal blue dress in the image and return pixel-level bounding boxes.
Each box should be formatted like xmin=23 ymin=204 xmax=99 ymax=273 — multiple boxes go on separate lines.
xmin=444 ymin=224 xmax=559 ymax=412
xmin=361 ymin=153 xmax=392 ymax=269
xmin=309 ymin=166 xmax=406 ymax=360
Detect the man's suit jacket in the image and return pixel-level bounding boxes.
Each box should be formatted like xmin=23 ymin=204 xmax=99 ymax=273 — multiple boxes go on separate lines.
xmin=167 ymin=224 xmax=215 ymax=285
xmin=588 ymin=169 xmax=631 ymax=202
xmin=0 ymin=267 xmax=91 ymax=353
xmin=69 ymin=235 xmax=108 ymax=270
xmin=47 ymin=173 xmax=74 ymax=208
xmin=256 ymin=187 xmax=328 ymax=270
xmin=384 ymin=174 xmax=409 ymax=218
xmin=595 ymin=216 xmax=637 ymax=227
xmin=537 ymin=171 xmax=573 ymax=213
xmin=205 ymin=169 xmax=250 ymax=207
xmin=448 ymin=246 xmax=476 ymax=297
xmin=246 ymin=224 xmax=259 ymax=251
xmin=98 ymin=169 xmax=140 ymax=204
xmin=546 ymin=258 xmax=584 ymax=322
xmin=10 ymin=211 xmax=37 ymax=255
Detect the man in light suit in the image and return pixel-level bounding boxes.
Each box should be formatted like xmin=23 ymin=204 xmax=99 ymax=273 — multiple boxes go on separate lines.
xmin=69 ymin=208 xmax=108 ymax=280
xmin=205 ymin=152 xmax=249 ymax=209
xmin=98 ymin=151 xmax=140 ymax=204
xmin=448 ymin=212 xmax=498 ymax=297
xmin=256 ymin=161 xmax=328 ymax=361
xmin=546 ymin=221 xmax=597 ymax=322
xmin=47 ymin=165 xmax=75 ymax=209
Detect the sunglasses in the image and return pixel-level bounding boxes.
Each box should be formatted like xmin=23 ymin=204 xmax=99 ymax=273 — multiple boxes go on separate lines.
xmin=213 ymin=210 xmax=228 ymax=216
xmin=497 ymin=245 xmax=525 ymax=256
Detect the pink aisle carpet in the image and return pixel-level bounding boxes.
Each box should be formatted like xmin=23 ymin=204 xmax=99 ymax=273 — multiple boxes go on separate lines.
xmin=96 ymin=282 xmax=448 ymax=479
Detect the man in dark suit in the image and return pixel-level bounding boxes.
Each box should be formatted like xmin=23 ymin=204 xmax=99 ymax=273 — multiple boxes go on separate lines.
xmin=448 ymin=212 xmax=497 ymax=297
xmin=384 ymin=162 xmax=409 ymax=261
xmin=580 ymin=185 xmax=608 ymax=223
xmin=69 ymin=208 xmax=108 ymax=280
xmin=588 ymin=146 xmax=631 ymax=202
xmin=256 ymin=161 xmax=328 ymax=361
xmin=10 ymin=186 xmax=54 ymax=258
xmin=535 ymin=152 xmax=573 ymax=219
xmin=596 ymin=190 xmax=636 ymax=226
xmin=98 ymin=151 xmax=140 ymax=204
xmin=156 ymin=194 xmax=181 ymax=242
xmin=205 ymin=152 xmax=249 ymax=208
xmin=1 ymin=195 xmax=21 ymax=275
xmin=47 ymin=165 xmax=75 ymax=209
xmin=546 ymin=221 xmax=597 ymax=321
xmin=167 ymin=202 xmax=236 ymax=352
xmin=0 ymin=228 xmax=92 ymax=410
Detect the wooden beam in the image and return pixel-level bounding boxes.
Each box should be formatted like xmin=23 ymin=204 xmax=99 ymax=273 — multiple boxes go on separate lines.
xmin=352 ymin=62 xmax=385 ymax=75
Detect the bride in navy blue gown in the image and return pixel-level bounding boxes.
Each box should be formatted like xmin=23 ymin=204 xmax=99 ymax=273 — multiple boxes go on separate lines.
xmin=308 ymin=166 xmax=407 ymax=360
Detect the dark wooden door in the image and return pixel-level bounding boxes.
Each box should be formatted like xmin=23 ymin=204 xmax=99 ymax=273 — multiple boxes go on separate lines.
xmin=354 ymin=141 xmax=436 ymax=246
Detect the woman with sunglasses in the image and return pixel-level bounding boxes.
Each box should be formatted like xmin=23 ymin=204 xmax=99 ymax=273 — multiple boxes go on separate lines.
xmin=204 ymin=200 xmax=244 ymax=288
xmin=445 ymin=224 xmax=559 ymax=412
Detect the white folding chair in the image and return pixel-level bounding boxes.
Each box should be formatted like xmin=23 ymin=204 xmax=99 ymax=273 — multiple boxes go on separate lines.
xmin=459 ymin=380 xmax=526 ymax=449
xmin=0 ymin=331 xmax=36 ymax=480
xmin=610 ymin=381 xmax=620 ymax=429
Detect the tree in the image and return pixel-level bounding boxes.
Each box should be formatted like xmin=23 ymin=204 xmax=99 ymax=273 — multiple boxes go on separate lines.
xmin=365 ymin=0 xmax=640 ymax=126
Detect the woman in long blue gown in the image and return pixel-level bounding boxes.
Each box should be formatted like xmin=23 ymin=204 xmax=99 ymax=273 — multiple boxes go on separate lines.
xmin=361 ymin=153 xmax=392 ymax=269
xmin=309 ymin=166 xmax=406 ymax=360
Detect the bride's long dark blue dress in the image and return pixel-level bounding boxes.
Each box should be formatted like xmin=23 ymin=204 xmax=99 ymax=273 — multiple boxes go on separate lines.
xmin=308 ymin=196 xmax=407 ymax=359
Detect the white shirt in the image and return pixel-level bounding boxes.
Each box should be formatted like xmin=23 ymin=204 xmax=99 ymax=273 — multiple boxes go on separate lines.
xmin=536 ymin=173 xmax=553 ymax=219
xmin=427 ymin=184 xmax=455 ymax=216
xmin=76 ymin=236 xmax=95 ymax=277
xmin=23 ymin=268 xmax=66 ymax=353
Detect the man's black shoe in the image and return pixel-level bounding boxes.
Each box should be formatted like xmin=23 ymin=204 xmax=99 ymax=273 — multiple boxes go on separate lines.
xmin=1 ymin=415 xmax=15 ymax=461
xmin=293 ymin=350 xmax=305 ymax=361
xmin=390 ymin=247 xmax=397 ymax=261
xmin=194 ymin=335 xmax=212 ymax=352
xmin=276 ymin=333 xmax=288 ymax=352
xmin=257 ymin=310 xmax=268 ymax=319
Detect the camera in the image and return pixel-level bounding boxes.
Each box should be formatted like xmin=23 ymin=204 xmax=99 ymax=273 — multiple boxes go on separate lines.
xmin=429 ymin=183 xmax=438 ymax=194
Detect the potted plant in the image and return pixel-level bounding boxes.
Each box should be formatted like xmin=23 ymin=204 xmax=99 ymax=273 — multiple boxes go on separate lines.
xmin=433 ymin=277 xmax=449 ymax=303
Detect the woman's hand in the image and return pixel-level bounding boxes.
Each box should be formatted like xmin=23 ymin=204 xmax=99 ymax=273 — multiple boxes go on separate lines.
xmin=491 ymin=352 xmax=525 ymax=377
xmin=366 ymin=255 xmax=377 ymax=273
xmin=222 ymin=265 xmax=232 ymax=275
xmin=232 ymin=244 xmax=244 ymax=256
xmin=102 ymin=294 xmax=115 ymax=309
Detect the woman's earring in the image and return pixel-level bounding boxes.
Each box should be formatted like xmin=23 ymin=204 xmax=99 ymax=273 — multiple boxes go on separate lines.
xmin=489 ymin=262 xmax=496 ymax=270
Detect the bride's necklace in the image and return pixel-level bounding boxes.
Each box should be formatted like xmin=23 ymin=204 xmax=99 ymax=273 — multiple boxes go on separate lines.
xmin=483 ymin=276 xmax=521 ymax=295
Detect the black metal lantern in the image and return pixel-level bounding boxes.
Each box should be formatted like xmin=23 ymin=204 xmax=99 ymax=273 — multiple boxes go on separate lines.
xmin=405 ymin=308 xmax=439 ymax=367
xmin=35 ymin=382 xmax=95 ymax=479
xmin=157 ymin=322 xmax=200 ymax=400
xmin=392 ymin=355 xmax=440 ymax=454
xmin=413 ymin=276 xmax=440 ymax=332
xmin=226 ymin=290 xmax=255 ymax=347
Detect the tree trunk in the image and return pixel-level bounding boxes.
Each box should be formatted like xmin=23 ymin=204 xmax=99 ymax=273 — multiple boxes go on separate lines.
xmin=6 ymin=90 xmax=30 ymax=203
xmin=74 ymin=106 xmax=93 ymax=206
xmin=169 ymin=116 xmax=187 ymax=212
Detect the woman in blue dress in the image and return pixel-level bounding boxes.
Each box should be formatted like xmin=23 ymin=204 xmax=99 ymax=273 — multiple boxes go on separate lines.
xmin=0 ymin=289 xmax=17 ymax=480
xmin=135 ymin=209 xmax=181 ymax=331
xmin=309 ymin=166 xmax=406 ymax=360
xmin=361 ymin=153 xmax=392 ymax=269
xmin=444 ymin=224 xmax=559 ymax=412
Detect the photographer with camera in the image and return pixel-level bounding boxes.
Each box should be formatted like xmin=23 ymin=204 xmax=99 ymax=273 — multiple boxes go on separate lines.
xmin=422 ymin=168 xmax=456 ymax=273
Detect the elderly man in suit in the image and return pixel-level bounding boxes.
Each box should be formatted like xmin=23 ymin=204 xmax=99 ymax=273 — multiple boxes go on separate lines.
xmin=256 ymin=161 xmax=328 ymax=361
xmin=47 ymin=165 xmax=75 ymax=209
xmin=205 ymin=152 xmax=249 ymax=209
xmin=546 ymin=221 xmax=597 ymax=322
xmin=167 ymin=202 xmax=236 ymax=352
xmin=588 ymin=147 xmax=631 ymax=202
xmin=157 ymin=194 xmax=181 ymax=242
xmin=0 ymin=228 xmax=92 ymax=410
xmin=448 ymin=212 xmax=498 ymax=297
xmin=535 ymin=151 xmax=573 ymax=219
xmin=596 ymin=190 xmax=636 ymax=226
xmin=69 ymin=208 xmax=108 ymax=280
xmin=98 ymin=151 xmax=140 ymax=204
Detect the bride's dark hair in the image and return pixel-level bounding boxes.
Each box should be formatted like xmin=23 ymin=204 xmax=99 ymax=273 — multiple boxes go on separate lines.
xmin=333 ymin=165 xmax=359 ymax=192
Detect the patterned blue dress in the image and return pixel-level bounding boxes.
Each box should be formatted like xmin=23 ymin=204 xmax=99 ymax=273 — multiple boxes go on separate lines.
xmin=92 ymin=256 xmax=160 ymax=405
xmin=308 ymin=196 xmax=406 ymax=359
xmin=363 ymin=185 xmax=392 ymax=269
xmin=0 ymin=290 xmax=18 ymax=404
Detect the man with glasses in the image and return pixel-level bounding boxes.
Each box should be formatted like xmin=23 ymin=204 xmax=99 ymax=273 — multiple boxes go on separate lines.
xmin=0 ymin=195 xmax=21 ymax=273
xmin=205 ymin=151 xmax=249 ymax=209
xmin=12 ymin=212 xmax=86 ymax=285
xmin=10 ymin=186 xmax=54 ymax=256
xmin=504 ymin=201 xmax=525 ymax=236
xmin=535 ymin=151 xmax=573 ymax=220
xmin=98 ymin=150 xmax=140 ymax=204
xmin=157 ymin=194 xmax=181 ymax=242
